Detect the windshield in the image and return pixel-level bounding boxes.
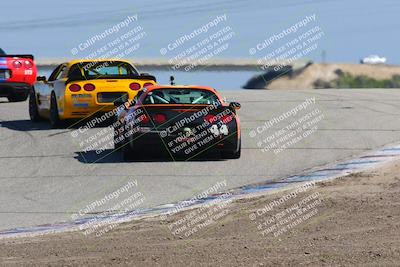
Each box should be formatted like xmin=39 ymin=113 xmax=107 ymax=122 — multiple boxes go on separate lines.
xmin=143 ymin=89 xmax=219 ymax=105
xmin=68 ymin=61 xmax=139 ymax=81
xmin=0 ymin=48 xmax=5 ymax=56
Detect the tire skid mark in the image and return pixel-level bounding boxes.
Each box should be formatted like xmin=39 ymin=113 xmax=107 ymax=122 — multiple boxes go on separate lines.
xmin=47 ymin=130 xmax=75 ymax=137
xmin=0 ymin=154 xmax=72 ymax=159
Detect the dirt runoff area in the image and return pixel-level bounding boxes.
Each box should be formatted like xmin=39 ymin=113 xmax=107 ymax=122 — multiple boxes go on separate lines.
xmin=1 ymin=161 xmax=400 ymax=266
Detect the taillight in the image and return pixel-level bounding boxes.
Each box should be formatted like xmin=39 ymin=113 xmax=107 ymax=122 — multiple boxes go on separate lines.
xmin=153 ymin=113 xmax=167 ymax=124
xmin=12 ymin=60 xmax=22 ymax=68
xmin=24 ymin=60 xmax=33 ymax=68
xmin=83 ymin=83 xmax=95 ymax=91
xmin=143 ymin=83 xmax=153 ymax=88
xmin=69 ymin=84 xmax=81 ymax=92
xmin=204 ymin=114 xmax=216 ymax=123
xmin=221 ymin=115 xmax=233 ymax=124
xmin=129 ymin=83 xmax=141 ymax=90
xmin=140 ymin=114 xmax=150 ymax=124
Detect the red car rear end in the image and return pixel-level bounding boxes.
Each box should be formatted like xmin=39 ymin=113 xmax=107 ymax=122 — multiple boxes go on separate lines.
xmin=0 ymin=48 xmax=37 ymax=102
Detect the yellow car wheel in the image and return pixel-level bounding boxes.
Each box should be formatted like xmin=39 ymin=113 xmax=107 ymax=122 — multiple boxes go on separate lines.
xmin=50 ymin=93 xmax=61 ymax=128
xmin=29 ymin=89 xmax=42 ymax=122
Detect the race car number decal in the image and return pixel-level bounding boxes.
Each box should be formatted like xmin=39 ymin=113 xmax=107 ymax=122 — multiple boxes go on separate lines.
xmin=210 ymin=124 xmax=229 ymax=136
xmin=24 ymin=69 xmax=33 ymax=75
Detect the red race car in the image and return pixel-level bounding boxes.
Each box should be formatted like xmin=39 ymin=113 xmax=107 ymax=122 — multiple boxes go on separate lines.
xmin=114 ymin=85 xmax=241 ymax=161
xmin=0 ymin=48 xmax=37 ymax=102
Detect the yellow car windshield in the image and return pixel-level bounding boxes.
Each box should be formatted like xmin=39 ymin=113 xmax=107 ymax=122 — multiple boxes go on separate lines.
xmin=68 ymin=61 xmax=139 ymax=81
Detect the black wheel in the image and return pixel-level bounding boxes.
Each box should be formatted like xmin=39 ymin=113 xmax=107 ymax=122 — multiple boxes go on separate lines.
xmin=122 ymin=144 xmax=132 ymax=161
xmin=50 ymin=92 xmax=61 ymax=128
xmin=114 ymin=128 xmax=121 ymax=151
xmin=121 ymin=140 xmax=142 ymax=161
xmin=114 ymin=122 xmax=123 ymax=151
xmin=8 ymin=94 xmax=28 ymax=102
xmin=29 ymin=89 xmax=42 ymax=122
xmin=222 ymin=138 xmax=241 ymax=159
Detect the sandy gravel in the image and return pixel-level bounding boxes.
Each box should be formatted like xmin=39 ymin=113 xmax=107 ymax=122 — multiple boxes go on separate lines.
xmin=267 ymin=63 xmax=400 ymax=89
xmin=1 ymin=160 xmax=400 ymax=266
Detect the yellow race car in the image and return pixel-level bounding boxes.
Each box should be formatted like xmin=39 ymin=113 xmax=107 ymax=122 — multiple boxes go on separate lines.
xmin=29 ymin=59 xmax=156 ymax=127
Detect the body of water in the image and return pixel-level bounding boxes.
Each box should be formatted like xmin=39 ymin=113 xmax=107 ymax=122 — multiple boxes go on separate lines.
xmin=38 ymin=68 xmax=261 ymax=90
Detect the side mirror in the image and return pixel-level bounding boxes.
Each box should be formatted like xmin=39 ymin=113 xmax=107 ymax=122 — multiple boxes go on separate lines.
xmin=37 ymin=76 xmax=47 ymax=82
xmin=229 ymin=102 xmax=241 ymax=110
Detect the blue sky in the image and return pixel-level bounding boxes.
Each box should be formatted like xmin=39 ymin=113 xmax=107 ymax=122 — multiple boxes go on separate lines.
xmin=1 ymin=0 xmax=399 ymax=64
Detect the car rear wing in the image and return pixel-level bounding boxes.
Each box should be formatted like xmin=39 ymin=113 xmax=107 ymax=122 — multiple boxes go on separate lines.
xmin=66 ymin=73 xmax=156 ymax=84
xmin=2 ymin=54 xmax=34 ymax=60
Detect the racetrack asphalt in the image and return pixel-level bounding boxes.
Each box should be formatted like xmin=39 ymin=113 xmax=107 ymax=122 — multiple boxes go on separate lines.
xmin=0 ymin=89 xmax=399 ymax=231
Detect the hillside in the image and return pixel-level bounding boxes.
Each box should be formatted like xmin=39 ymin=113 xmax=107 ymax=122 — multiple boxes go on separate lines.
xmin=244 ymin=63 xmax=400 ymax=90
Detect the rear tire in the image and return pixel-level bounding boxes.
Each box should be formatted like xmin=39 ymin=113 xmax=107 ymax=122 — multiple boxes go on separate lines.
xmin=114 ymin=129 xmax=121 ymax=151
xmin=29 ymin=89 xmax=42 ymax=122
xmin=50 ymin=93 xmax=61 ymax=128
xmin=122 ymin=141 xmax=142 ymax=161
xmin=222 ymin=138 xmax=241 ymax=159
xmin=122 ymin=144 xmax=132 ymax=161
xmin=113 ymin=119 xmax=124 ymax=151
xmin=8 ymin=94 xmax=28 ymax=102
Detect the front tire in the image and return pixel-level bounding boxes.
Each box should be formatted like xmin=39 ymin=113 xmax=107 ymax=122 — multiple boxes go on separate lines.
xmin=29 ymin=89 xmax=42 ymax=122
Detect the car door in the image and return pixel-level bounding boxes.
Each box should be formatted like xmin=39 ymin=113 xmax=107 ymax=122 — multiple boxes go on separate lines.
xmin=36 ymin=64 xmax=62 ymax=111
xmin=40 ymin=64 xmax=66 ymax=111
xmin=52 ymin=64 xmax=68 ymax=116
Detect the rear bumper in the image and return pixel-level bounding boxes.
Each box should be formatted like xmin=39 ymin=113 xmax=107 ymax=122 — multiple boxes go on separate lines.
xmin=125 ymin=130 xmax=238 ymax=156
xmin=62 ymin=91 xmax=131 ymax=119
xmin=0 ymin=82 xmax=31 ymax=97
xmin=64 ymin=105 xmax=116 ymax=119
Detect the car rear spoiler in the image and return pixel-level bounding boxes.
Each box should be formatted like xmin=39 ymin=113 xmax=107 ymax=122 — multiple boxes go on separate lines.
xmin=66 ymin=74 xmax=156 ymax=85
xmin=2 ymin=54 xmax=34 ymax=60
xmin=137 ymin=74 xmax=157 ymax=82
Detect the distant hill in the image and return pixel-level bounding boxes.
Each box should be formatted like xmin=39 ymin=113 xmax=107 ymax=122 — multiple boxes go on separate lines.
xmin=244 ymin=63 xmax=400 ymax=89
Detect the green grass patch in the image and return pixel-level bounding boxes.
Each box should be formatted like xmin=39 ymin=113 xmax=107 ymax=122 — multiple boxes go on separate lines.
xmin=314 ymin=69 xmax=400 ymax=89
